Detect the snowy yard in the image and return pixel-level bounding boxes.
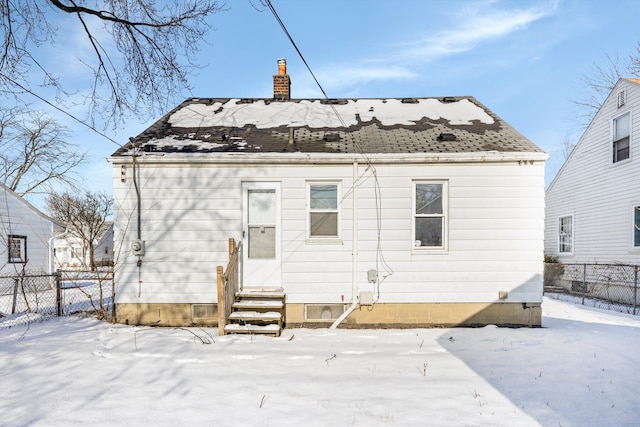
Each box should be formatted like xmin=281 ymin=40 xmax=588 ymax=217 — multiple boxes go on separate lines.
xmin=1 ymin=297 xmax=639 ymax=427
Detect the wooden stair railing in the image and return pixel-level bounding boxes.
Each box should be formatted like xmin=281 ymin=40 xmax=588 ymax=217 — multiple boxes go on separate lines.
xmin=217 ymin=238 xmax=242 ymax=335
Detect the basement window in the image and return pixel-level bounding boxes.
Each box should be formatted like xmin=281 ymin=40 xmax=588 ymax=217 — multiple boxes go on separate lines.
xmin=305 ymin=304 xmax=345 ymax=321
xmin=192 ymin=304 xmax=217 ymax=320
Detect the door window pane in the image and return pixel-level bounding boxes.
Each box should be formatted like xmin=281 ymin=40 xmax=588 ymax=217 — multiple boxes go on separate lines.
xmin=248 ymin=226 xmax=276 ymax=258
xmin=248 ymin=189 xmax=276 ymax=224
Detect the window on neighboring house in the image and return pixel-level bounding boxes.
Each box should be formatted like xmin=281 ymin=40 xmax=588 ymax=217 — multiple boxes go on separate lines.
xmin=71 ymin=246 xmax=85 ymax=259
xmin=613 ymin=112 xmax=630 ymax=163
xmin=634 ymin=206 xmax=640 ymax=248
xmin=413 ymin=181 xmax=447 ymax=249
xmin=308 ymin=183 xmax=339 ymax=238
xmin=8 ymin=235 xmax=27 ymax=263
xmin=558 ymin=215 xmax=573 ymax=254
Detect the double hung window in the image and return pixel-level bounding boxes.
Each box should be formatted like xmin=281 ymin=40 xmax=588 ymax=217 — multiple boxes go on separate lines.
xmin=8 ymin=235 xmax=27 ymax=263
xmin=413 ymin=181 xmax=447 ymax=249
xmin=308 ymin=183 xmax=339 ymax=239
xmin=613 ymin=112 xmax=630 ymax=163
xmin=558 ymin=215 xmax=573 ymax=254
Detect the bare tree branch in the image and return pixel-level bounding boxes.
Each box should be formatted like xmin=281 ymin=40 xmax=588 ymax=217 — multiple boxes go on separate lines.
xmin=47 ymin=190 xmax=113 ymax=271
xmin=574 ymin=48 xmax=640 ymax=128
xmin=0 ymin=1 xmax=226 ymax=128
xmin=0 ymin=108 xmax=86 ymax=196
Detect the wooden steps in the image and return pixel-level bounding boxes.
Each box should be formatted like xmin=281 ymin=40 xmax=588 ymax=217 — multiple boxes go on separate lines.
xmin=223 ymin=289 xmax=285 ymax=337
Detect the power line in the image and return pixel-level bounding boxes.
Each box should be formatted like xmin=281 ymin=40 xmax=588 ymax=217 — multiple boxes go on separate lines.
xmin=264 ymin=0 xmax=394 ymax=291
xmin=0 ymin=72 xmax=123 ymax=148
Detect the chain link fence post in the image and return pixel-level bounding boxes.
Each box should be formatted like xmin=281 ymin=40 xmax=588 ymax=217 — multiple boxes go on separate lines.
xmin=56 ymin=270 xmax=62 ymax=316
xmin=11 ymin=278 xmax=19 ymax=314
xmin=634 ymin=267 xmax=638 ymax=316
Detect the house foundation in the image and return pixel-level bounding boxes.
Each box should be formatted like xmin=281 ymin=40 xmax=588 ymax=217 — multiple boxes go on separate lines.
xmin=115 ymin=301 xmax=541 ymax=328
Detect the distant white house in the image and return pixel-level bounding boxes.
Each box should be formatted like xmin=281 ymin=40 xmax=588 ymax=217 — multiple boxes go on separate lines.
xmin=545 ymin=78 xmax=640 ymax=265
xmin=108 ymin=60 xmax=547 ymax=329
xmin=53 ymin=223 xmax=114 ymax=269
xmin=0 ymin=183 xmax=65 ymax=276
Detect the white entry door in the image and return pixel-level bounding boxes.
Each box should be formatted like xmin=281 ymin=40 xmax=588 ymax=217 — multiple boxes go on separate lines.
xmin=242 ymin=182 xmax=281 ymax=289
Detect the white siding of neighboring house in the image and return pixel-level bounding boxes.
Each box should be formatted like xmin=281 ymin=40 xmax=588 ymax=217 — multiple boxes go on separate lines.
xmin=0 ymin=186 xmax=59 ymax=275
xmin=113 ymin=156 xmax=545 ymax=306
xmin=545 ymin=79 xmax=640 ymax=265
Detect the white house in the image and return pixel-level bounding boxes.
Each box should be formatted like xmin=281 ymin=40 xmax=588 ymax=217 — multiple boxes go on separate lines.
xmin=54 ymin=223 xmax=114 ymax=269
xmin=108 ymin=60 xmax=547 ymax=329
xmin=0 ymin=183 xmax=65 ymax=276
xmin=545 ymin=78 xmax=640 ymax=265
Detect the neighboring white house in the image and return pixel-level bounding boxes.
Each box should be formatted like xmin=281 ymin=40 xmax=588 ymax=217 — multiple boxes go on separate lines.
xmin=545 ymin=78 xmax=640 ymax=265
xmin=108 ymin=60 xmax=547 ymax=328
xmin=0 ymin=183 xmax=65 ymax=276
xmin=53 ymin=223 xmax=114 ymax=269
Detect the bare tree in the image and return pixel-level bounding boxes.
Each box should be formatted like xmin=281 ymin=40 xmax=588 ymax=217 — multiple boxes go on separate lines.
xmin=0 ymin=108 xmax=86 ymax=196
xmin=575 ymin=43 xmax=640 ymax=125
xmin=0 ymin=1 xmax=225 ymax=127
xmin=47 ymin=190 xmax=113 ymax=271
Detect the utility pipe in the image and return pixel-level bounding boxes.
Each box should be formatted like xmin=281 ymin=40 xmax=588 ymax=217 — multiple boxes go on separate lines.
xmin=330 ymin=161 xmax=359 ymax=329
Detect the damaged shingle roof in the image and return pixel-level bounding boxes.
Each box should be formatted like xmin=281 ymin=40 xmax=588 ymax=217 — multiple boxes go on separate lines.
xmin=112 ymin=97 xmax=543 ymax=156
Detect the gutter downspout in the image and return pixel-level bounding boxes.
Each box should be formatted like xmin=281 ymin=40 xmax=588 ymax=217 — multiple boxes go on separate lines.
xmin=330 ymin=161 xmax=359 ymax=329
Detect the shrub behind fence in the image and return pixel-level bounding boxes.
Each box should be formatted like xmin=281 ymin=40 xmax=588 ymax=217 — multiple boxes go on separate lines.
xmin=544 ymin=263 xmax=639 ymax=315
xmin=0 ymin=269 xmax=113 ymax=330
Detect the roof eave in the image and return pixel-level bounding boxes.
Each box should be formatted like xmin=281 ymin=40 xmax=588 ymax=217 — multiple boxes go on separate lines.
xmin=108 ymin=151 xmax=548 ymax=165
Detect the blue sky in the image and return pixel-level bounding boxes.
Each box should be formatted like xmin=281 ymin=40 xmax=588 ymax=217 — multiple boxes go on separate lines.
xmin=24 ymin=0 xmax=640 ymax=205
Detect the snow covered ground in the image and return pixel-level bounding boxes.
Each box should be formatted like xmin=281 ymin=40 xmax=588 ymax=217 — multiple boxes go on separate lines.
xmin=1 ymin=297 xmax=639 ymax=427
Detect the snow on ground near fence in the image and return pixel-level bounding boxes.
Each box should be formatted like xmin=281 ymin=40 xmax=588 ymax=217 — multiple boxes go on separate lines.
xmin=1 ymin=297 xmax=639 ymax=427
xmin=0 ymin=281 xmax=112 ymax=329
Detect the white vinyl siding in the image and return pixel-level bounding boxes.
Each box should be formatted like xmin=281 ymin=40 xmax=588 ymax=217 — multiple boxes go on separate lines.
xmin=113 ymin=159 xmax=545 ymax=306
xmin=1 ymin=185 xmax=59 ymax=275
xmin=546 ymin=79 xmax=640 ymax=264
xmin=558 ymin=215 xmax=573 ymax=254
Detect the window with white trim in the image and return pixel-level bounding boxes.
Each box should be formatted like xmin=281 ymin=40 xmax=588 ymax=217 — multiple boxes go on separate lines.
xmin=413 ymin=181 xmax=447 ymax=249
xmin=634 ymin=206 xmax=640 ymax=248
xmin=307 ymin=183 xmax=339 ymax=238
xmin=558 ymin=215 xmax=573 ymax=254
xmin=8 ymin=235 xmax=27 ymax=263
xmin=613 ymin=112 xmax=630 ymax=163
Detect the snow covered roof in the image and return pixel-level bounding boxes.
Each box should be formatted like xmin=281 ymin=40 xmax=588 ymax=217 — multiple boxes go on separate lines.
xmin=112 ymin=97 xmax=543 ymax=156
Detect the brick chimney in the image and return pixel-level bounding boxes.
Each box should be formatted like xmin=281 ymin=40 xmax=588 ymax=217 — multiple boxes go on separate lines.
xmin=273 ymin=58 xmax=290 ymax=100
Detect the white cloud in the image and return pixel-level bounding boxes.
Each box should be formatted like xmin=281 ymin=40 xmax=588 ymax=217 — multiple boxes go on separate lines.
xmin=393 ymin=0 xmax=559 ymax=63
xmin=296 ymin=0 xmax=559 ymax=95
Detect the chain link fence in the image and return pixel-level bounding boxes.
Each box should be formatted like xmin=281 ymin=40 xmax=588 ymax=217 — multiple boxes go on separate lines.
xmin=0 ymin=268 xmax=113 ymax=330
xmin=544 ymin=263 xmax=640 ymax=315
